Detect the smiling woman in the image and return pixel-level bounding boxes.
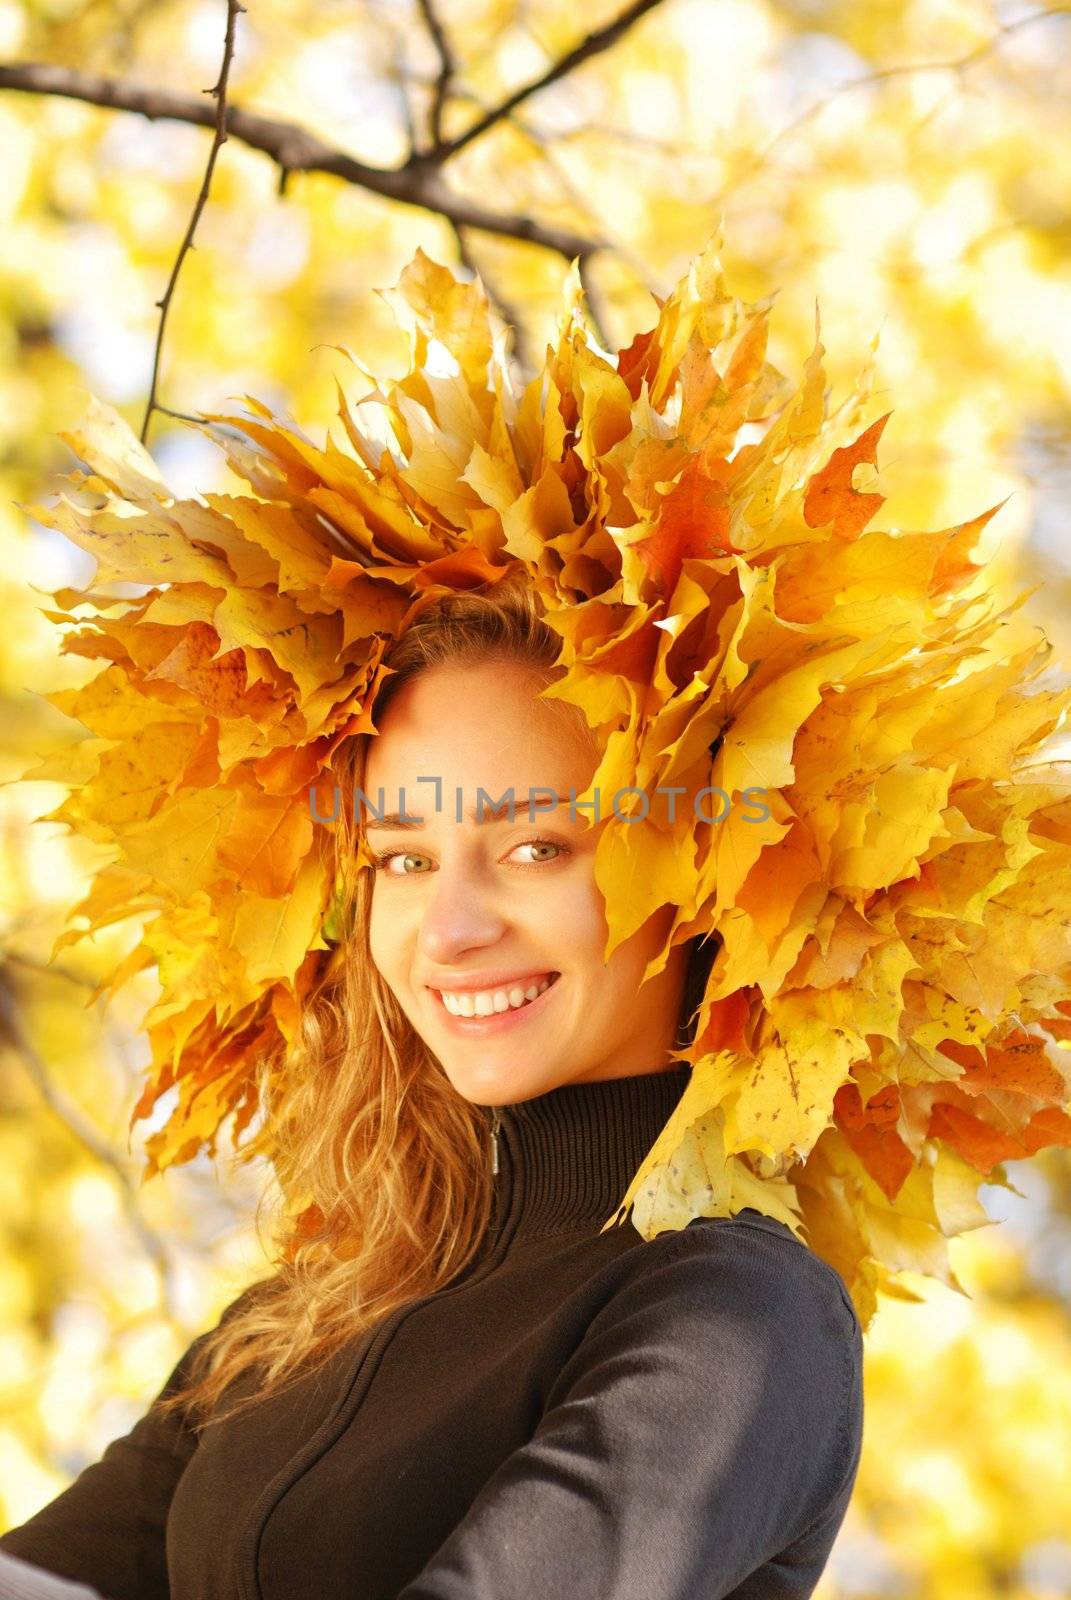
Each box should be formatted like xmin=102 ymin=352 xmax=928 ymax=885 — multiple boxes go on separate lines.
xmin=0 ymin=578 xmax=862 ymax=1600
xmin=7 ymin=223 xmax=1071 ymax=1600
xmin=362 ymin=637 xmax=691 ymax=1105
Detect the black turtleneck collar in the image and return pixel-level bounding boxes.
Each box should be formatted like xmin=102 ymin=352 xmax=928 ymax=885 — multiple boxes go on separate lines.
xmin=478 ymin=1064 xmax=692 ymax=1245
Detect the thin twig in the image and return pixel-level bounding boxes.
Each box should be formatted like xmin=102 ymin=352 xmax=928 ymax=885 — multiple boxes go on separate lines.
xmin=410 ymin=3 xmax=532 ymax=367
xmin=453 ymin=222 xmax=533 ymax=375
xmin=407 ymin=4 xmax=562 ymax=369
xmin=140 ymin=0 xmax=245 ymax=443
xmin=153 ymin=401 xmax=211 ymax=425
xmin=0 ymin=967 xmax=181 ymax=1319
xmin=513 ymin=110 xmax=665 ymax=328
xmin=4 ymin=948 xmax=99 ymax=989
xmin=415 ymin=0 xmax=454 ymax=150
xmin=577 ymin=255 xmax=614 ymax=354
xmin=418 ymin=0 xmax=666 ymax=165
xmin=385 ymin=25 xmax=418 ymax=158
xmin=710 ymin=5 xmax=1071 ymax=210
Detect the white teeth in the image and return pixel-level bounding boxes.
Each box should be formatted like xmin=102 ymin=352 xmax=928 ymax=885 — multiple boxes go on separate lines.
xmin=440 ymin=975 xmax=555 ymax=1017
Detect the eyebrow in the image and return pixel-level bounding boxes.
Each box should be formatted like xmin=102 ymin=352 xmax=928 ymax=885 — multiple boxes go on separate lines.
xmin=363 ymin=794 xmax=580 ymax=830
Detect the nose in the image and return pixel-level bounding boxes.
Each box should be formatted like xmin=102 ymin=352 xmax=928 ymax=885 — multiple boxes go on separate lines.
xmin=416 ymin=854 xmax=508 ymax=966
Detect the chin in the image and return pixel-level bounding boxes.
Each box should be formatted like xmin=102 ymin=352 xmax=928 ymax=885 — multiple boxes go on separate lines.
xmin=438 ymin=1057 xmax=545 ymax=1106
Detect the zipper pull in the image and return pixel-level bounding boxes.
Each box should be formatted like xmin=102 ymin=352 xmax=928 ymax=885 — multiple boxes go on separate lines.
xmin=490 ymin=1108 xmax=501 ymax=1176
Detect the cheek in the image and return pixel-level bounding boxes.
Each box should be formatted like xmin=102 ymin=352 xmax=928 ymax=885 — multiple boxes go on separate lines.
xmin=551 ymin=877 xmax=608 ymax=957
xmin=367 ymin=886 xmax=428 ymax=999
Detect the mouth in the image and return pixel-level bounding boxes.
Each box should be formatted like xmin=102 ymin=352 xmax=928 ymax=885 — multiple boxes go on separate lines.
xmin=431 ymin=972 xmax=561 ymax=1032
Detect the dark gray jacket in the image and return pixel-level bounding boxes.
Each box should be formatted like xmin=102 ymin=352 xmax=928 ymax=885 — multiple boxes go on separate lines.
xmin=0 ymin=1066 xmax=864 ymax=1600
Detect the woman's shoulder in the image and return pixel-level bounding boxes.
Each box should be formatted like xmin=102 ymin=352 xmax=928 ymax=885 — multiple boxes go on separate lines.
xmin=555 ymin=1206 xmax=865 ymax=1526
xmin=619 ymin=1206 xmax=862 ymax=1347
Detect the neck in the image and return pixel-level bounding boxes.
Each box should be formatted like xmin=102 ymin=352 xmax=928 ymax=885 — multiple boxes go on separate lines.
xmin=479 ymin=1065 xmax=692 ymax=1245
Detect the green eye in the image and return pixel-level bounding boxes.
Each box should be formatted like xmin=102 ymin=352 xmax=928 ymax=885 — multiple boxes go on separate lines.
xmin=371 ymin=838 xmax=569 ymax=876
xmin=514 ymin=841 xmax=562 ymax=864
xmin=377 ymin=851 xmax=431 ymax=876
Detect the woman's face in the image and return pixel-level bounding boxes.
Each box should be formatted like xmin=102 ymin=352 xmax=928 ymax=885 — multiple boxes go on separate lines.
xmin=364 ymin=659 xmax=689 ymax=1108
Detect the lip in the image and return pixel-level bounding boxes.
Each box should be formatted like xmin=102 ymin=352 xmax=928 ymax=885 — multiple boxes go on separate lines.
xmin=426 ymin=969 xmax=559 ymax=993
xmin=431 ymin=972 xmax=561 ymax=1035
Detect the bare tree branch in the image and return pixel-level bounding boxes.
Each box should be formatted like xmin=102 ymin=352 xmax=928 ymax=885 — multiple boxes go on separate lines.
xmin=412 ymin=0 xmax=535 ymax=371
xmin=400 ymin=3 xmax=669 ymax=366
xmin=383 ymin=17 xmax=419 ymax=159
xmin=4 ymin=948 xmax=100 ymax=990
xmin=141 ymin=0 xmax=245 ymax=443
xmin=0 ymin=0 xmax=675 ymax=442
xmin=418 ymin=0 xmax=667 ymax=165
xmin=0 ymin=60 xmax=606 ymax=262
xmin=712 ymin=4 xmax=1071 ymax=210
xmin=454 ymin=223 xmax=534 ymax=375
xmin=473 ymin=104 xmax=666 ymax=349
xmin=577 ymin=256 xmax=615 ymax=355
xmin=0 ymin=965 xmax=181 ymax=1319
xmin=415 ymin=0 xmax=454 ymax=151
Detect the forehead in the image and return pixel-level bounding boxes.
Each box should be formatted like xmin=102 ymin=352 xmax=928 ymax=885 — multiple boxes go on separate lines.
xmin=363 ymin=661 xmax=597 ymax=804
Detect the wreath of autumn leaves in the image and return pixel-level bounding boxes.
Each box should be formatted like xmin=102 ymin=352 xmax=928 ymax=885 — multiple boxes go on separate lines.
xmin=23 ymin=230 xmax=1071 ymax=1327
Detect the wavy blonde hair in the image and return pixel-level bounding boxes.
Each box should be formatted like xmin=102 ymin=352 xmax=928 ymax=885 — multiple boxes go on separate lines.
xmin=155 ymin=573 xmax=712 ymax=1432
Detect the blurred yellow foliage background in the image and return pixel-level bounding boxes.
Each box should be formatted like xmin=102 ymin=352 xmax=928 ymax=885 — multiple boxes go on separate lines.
xmin=1 ymin=0 xmax=1070 ymax=1594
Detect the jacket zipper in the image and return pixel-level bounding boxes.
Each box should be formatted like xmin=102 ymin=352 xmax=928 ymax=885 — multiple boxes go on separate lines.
xmin=236 ymin=1105 xmax=516 ymax=1600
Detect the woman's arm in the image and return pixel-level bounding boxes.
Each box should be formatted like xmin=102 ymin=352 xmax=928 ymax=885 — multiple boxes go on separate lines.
xmin=0 ymin=1550 xmax=108 ymax=1600
xmin=397 ymin=1219 xmax=864 ymax=1600
xmin=0 ymin=1285 xmax=262 ymax=1600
